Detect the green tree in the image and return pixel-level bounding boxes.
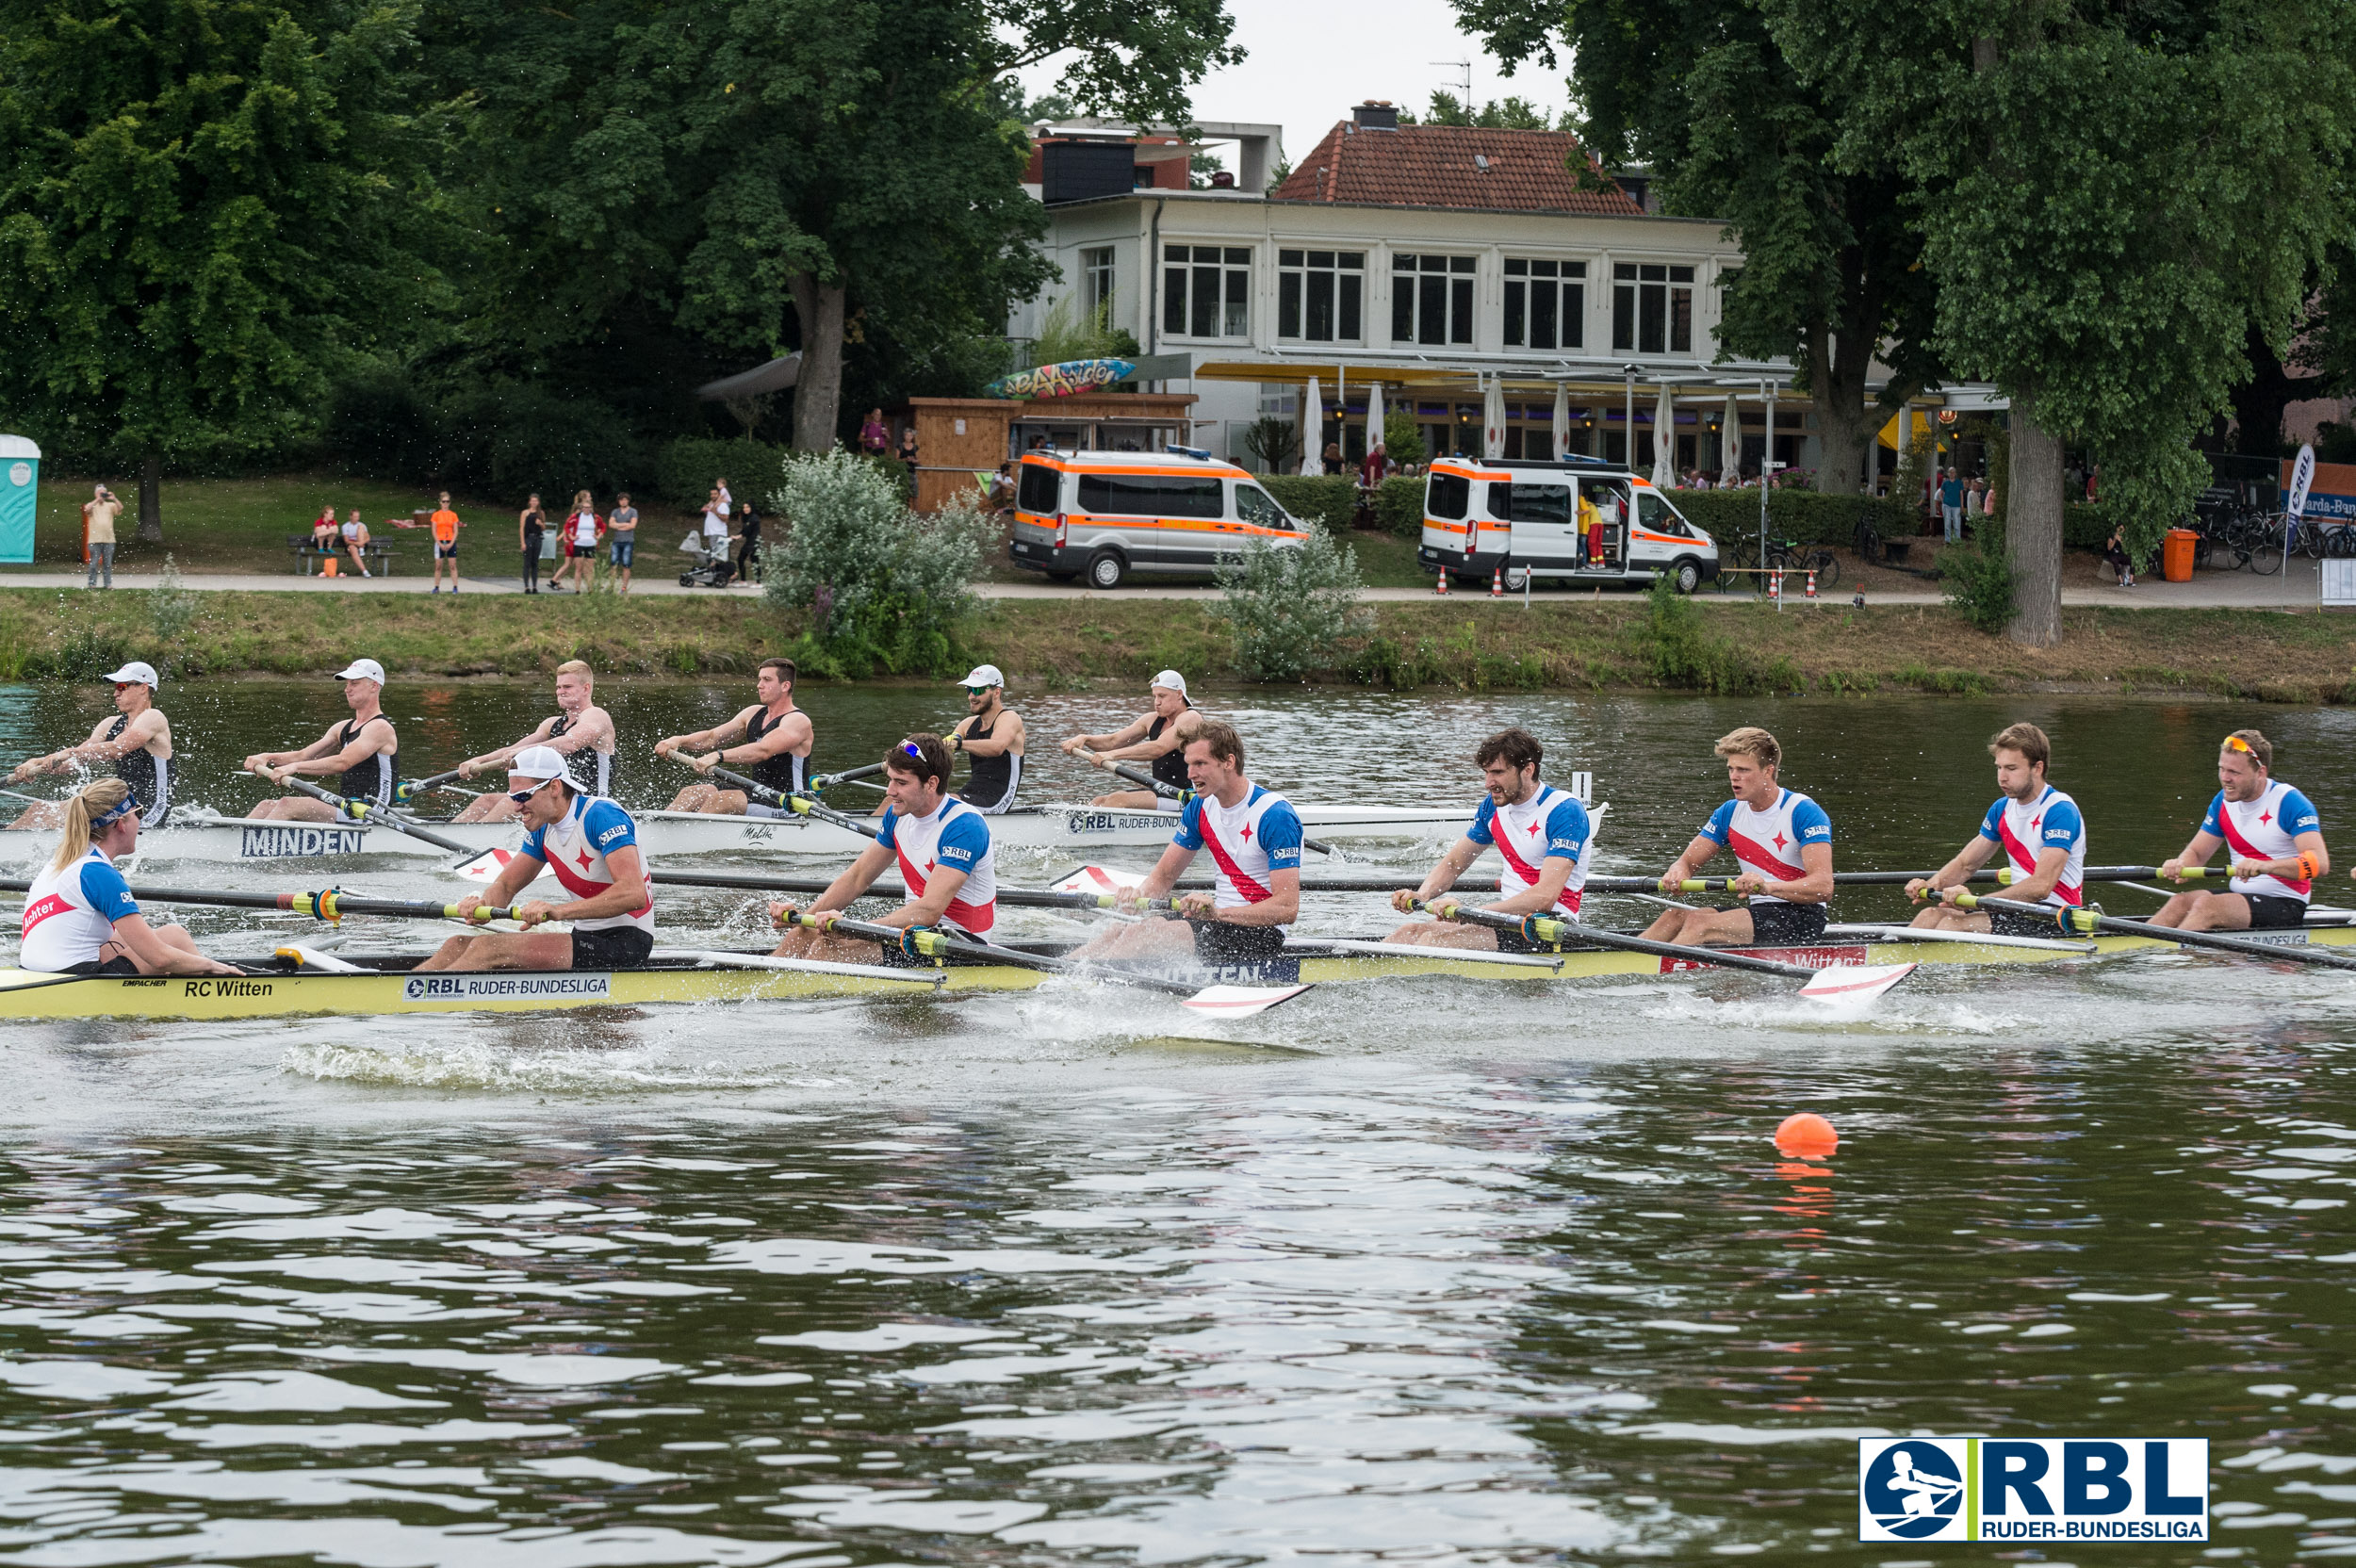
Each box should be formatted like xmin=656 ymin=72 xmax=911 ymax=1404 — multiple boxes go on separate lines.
xmin=1454 ymin=0 xmax=1943 ymax=502
xmin=0 ymin=0 xmax=441 ymax=536
xmin=1417 ymin=90 xmax=1560 ymax=129
xmin=427 ymin=0 xmax=1238 ymax=453
xmin=1771 ymin=0 xmax=2356 ymax=644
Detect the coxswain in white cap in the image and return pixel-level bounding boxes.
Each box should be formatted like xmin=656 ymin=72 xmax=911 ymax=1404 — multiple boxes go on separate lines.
xmin=240 ymin=660 xmax=399 ymax=820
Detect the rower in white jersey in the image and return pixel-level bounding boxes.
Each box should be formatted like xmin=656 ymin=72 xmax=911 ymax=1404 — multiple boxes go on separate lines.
xmin=418 ymin=746 xmax=654 ymax=972
xmin=1385 ymin=726 xmax=1595 ymax=952
xmin=767 ymin=734 xmax=998 ymax=964
xmin=1642 ymin=726 xmax=1835 ymax=948
xmin=2151 ymin=727 xmax=2329 ymax=931
xmin=18 ymin=778 xmax=236 ymax=977
xmin=450 ymin=661 xmax=617 ymax=821
xmin=1906 ymin=722 xmax=2089 ymax=935
xmin=1072 ymin=720 xmax=1303 ymax=967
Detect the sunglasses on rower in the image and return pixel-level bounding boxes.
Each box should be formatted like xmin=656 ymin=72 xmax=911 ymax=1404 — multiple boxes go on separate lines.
xmin=507 ymin=777 xmax=557 ymax=807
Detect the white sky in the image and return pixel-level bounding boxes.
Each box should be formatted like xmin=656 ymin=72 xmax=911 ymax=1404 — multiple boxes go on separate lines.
xmin=1017 ymin=0 xmax=1575 ymax=176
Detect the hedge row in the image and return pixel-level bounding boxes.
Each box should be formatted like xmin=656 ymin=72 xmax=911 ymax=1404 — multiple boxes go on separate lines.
xmin=1261 ymin=475 xmax=1355 ymax=531
xmin=1662 ymin=488 xmax=1921 ymax=548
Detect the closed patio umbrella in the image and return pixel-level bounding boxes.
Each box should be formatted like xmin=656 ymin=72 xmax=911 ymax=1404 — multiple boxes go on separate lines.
xmin=1365 ymin=382 xmax=1386 ymax=460
xmin=1719 ymin=391 xmax=1742 ymax=485
xmin=1301 ymin=379 xmax=1325 ymax=475
xmin=1652 ymin=383 xmax=1677 ymax=488
xmin=1551 ymin=383 xmax=1572 ymax=461
xmin=1484 ymin=378 xmax=1507 ymax=460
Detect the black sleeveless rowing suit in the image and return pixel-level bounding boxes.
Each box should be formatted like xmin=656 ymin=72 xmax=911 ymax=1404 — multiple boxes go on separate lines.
xmin=337 ymin=716 xmax=398 ymax=807
xmin=740 ymin=708 xmax=806 ymax=813
xmin=107 ymin=715 xmax=171 ymax=825
xmin=959 ymin=710 xmax=1021 ymax=814
xmin=1148 ymin=709 xmax=1192 ymax=808
xmin=548 ymin=713 xmax=615 ymax=796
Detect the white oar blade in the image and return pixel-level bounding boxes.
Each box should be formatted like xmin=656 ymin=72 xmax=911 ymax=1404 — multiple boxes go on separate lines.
xmin=1799 ymin=962 xmax=1917 ymax=1004
xmin=1181 ymin=983 xmax=1312 ymax=1019
xmin=454 ymin=848 xmax=548 ymax=884
xmin=1051 ymin=864 xmax=1137 ymax=897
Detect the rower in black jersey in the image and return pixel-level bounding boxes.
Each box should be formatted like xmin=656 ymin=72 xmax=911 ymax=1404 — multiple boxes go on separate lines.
xmin=7 ymin=662 xmax=175 ymax=829
xmin=453 ymin=660 xmax=619 ymax=821
xmin=949 ymin=664 xmax=1025 ymax=815
xmin=657 ymin=657 xmax=813 ymax=814
xmin=1061 ymin=669 xmax=1203 ymax=812
xmin=242 ymin=658 xmax=401 ymax=821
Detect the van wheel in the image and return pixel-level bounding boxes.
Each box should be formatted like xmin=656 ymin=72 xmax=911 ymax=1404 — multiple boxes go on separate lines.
xmin=1672 ymin=557 xmax=1703 ymax=595
xmin=1087 ymin=550 xmax=1128 ymax=590
xmin=1503 ymin=566 xmax=1530 ymax=592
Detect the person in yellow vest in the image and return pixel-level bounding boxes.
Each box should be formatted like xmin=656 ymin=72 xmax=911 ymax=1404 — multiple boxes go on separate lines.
xmin=1576 ymin=488 xmax=1602 ymax=567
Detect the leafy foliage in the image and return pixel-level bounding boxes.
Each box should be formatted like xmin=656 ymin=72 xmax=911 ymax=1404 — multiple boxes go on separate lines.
xmin=1632 ymin=575 xmax=1798 ymax=694
xmin=1374 ymin=475 xmax=1425 ymax=538
xmin=1213 ymin=526 xmax=1368 ymax=681
xmin=1261 ymin=475 xmax=1356 ymax=531
xmin=1665 ymin=485 xmax=1916 ymax=547
xmin=657 ymin=440 xmax=797 ymax=515
xmin=1939 ymin=539 xmax=2019 ymax=634
xmin=762 ymin=449 xmax=992 ymax=678
xmin=1382 ymin=413 xmax=1427 ymax=468
xmin=1026 ymin=293 xmax=1141 ymax=368
xmin=1241 ymin=417 xmax=1299 ymax=474
xmin=1410 ymin=90 xmax=1562 ymax=129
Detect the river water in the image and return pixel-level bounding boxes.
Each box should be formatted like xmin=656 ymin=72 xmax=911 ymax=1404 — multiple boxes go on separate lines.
xmin=5 ymin=680 xmax=2356 ymax=1566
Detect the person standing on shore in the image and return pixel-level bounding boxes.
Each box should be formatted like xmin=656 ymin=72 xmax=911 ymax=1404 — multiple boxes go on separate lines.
xmin=608 ymin=493 xmax=639 ymax=594
xmin=730 ymin=499 xmax=761 ymax=585
xmin=518 ymin=494 xmax=546 ymax=594
xmin=551 ymin=491 xmax=600 ymax=594
xmin=429 ymin=492 xmax=463 ymax=595
xmin=700 ymin=487 xmax=729 ymax=565
xmin=1939 ymin=468 xmax=1965 ymax=544
xmin=82 ymin=484 xmax=122 ymax=590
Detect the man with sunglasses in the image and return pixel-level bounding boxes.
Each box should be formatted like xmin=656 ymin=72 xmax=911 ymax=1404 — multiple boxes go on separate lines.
xmin=947 ymin=664 xmax=1024 ymax=815
xmin=417 ymin=745 xmax=654 ymax=972
xmin=7 ymin=662 xmax=175 ymax=829
xmin=2150 ymin=728 xmax=2329 ymax=932
xmin=766 ymin=734 xmax=997 ymax=963
xmin=658 ymin=657 xmax=811 ymax=815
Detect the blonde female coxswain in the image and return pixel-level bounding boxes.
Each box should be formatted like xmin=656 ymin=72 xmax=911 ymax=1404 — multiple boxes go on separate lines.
xmin=17 ymin=779 xmax=237 ymax=976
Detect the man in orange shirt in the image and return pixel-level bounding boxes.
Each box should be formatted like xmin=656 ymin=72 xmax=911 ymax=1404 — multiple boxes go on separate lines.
xmin=429 ymin=492 xmax=463 ymax=594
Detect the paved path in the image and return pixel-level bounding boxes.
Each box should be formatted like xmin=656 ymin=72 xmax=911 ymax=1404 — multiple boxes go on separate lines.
xmin=0 ymin=557 xmax=2334 ymax=610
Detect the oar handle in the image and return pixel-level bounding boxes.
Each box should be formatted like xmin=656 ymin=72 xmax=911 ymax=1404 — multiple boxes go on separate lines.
xmin=808 ymin=761 xmax=887 ymax=790
xmin=695 ymin=762 xmax=883 ymax=842
xmin=394 ymin=768 xmax=467 ymax=804
xmin=776 ymin=907 xmax=1202 ymax=997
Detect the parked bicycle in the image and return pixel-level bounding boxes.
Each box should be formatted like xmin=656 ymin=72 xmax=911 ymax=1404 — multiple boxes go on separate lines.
xmin=2197 ymin=506 xmax=2284 ymax=575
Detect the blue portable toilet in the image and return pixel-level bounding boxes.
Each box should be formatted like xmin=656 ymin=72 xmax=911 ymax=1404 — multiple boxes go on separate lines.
xmin=0 ymin=435 xmax=37 ymax=564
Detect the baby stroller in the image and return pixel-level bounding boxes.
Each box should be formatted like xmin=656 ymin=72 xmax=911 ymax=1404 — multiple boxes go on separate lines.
xmin=678 ymin=531 xmax=733 ymax=588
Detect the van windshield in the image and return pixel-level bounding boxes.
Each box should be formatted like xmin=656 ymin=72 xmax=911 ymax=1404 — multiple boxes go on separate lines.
xmin=1235 ymin=483 xmax=1292 ymax=531
xmin=1637 ymin=491 xmax=1693 ymax=538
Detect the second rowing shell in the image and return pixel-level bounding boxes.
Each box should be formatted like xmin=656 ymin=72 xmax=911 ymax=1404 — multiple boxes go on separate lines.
xmin=0 ymin=802 xmax=1474 ymax=865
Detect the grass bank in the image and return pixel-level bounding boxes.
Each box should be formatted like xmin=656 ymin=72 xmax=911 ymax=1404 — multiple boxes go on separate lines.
xmin=7 ymin=585 xmax=2356 ymax=703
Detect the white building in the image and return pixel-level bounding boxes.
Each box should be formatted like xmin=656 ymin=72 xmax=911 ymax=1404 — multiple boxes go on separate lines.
xmin=1011 ymin=102 xmax=1841 ymax=481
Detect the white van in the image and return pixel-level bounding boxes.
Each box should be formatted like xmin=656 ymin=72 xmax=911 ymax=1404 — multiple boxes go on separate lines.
xmin=1416 ymin=457 xmax=1719 ymax=594
xmin=1008 ymin=448 xmax=1306 ymax=589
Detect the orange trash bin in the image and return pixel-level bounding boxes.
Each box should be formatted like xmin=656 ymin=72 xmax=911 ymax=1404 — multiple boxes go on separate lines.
xmin=2163 ymin=528 xmax=2198 ymax=582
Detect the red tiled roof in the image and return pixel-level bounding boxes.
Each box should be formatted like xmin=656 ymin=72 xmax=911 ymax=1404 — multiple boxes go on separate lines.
xmin=1272 ymin=122 xmax=1643 ymax=216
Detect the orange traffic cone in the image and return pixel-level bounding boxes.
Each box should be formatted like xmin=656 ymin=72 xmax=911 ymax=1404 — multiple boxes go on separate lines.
xmin=1805 ymin=569 xmax=1818 ymax=601
xmin=1490 ymin=566 xmax=1504 ymax=597
xmin=1434 ymin=569 xmax=1449 ymax=596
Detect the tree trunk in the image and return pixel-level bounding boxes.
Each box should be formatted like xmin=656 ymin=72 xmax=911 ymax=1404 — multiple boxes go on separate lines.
xmin=138 ymin=450 xmax=163 ymax=543
xmin=2006 ymin=393 xmax=2065 ymax=647
xmin=789 ymin=273 xmax=846 ymax=453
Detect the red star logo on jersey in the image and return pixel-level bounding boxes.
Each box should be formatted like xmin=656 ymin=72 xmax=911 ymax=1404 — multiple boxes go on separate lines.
xmin=925 ymin=859 xmax=937 ymax=874
xmin=574 ymin=846 xmax=594 ymax=872
xmin=1773 ymin=831 xmax=1789 ymax=852
xmin=1240 ymin=824 xmax=1252 ymax=841
xmin=2262 ymin=810 xmax=2275 ymax=826
xmin=2030 ymin=814 xmax=2042 ymax=831
xmin=1526 ymin=819 xmax=1542 ymax=836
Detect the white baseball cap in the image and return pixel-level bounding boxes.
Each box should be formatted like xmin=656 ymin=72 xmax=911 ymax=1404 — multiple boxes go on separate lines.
xmin=103 ymin=662 xmax=158 ymax=688
xmin=335 ymin=658 xmax=386 ymax=684
xmin=508 ymin=745 xmax=569 ymax=786
xmin=957 ymin=664 xmax=1005 ymax=689
xmin=1151 ymin=669 xmax=1188 ymax=698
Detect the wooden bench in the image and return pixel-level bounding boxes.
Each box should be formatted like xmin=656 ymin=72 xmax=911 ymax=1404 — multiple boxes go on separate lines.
xmin=287 ymin=535 xmax=398 ymax=577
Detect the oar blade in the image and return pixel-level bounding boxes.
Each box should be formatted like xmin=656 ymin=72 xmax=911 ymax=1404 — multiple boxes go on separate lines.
xmin=1799 ymin=962 xmax=1917 ymax=1004
xmin=1052 ymin=865 xmax=1137 ymax=897
xmin=1180 ymin=982 xmax=1313 ymax=1019
xmin=453 ymin=848 xmax=547 ymax=884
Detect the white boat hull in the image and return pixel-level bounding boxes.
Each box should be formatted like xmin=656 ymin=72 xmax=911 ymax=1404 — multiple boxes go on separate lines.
xmin=0 ymin=803 xmax=1471 ymax=866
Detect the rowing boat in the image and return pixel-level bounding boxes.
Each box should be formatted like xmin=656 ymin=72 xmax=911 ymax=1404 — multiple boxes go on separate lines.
xmin=0 ymin=801 xmax=1471 ymax=867
xmin=7 ymin=921 xmax=2349 ymax=1021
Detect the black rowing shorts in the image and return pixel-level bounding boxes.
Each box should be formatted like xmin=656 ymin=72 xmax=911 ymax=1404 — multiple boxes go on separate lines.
xmin=65 ymin=956 xmax=139 ymax=976
xmin=1744 ymin=902 xmax=1829 ymax=946
xmin=571 ymin=925 xmax=654 ymax=970
xmin=1187 ymin=920 xmax=1287 ymax=964
xmin=2247 ymin=894 xmax=2309 ymax=930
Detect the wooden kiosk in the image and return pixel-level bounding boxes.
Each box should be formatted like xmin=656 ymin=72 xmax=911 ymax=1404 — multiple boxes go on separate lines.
xmin=908 ymin=393 xmax=1199 ymax=514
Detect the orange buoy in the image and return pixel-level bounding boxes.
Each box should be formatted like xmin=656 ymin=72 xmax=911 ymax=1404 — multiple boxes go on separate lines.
xmin=1775 ymin=1112 xmax=1838 ymax=1158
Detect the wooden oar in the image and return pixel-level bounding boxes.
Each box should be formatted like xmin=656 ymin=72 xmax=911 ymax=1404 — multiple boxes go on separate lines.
xmin=0 ymin=878 xmax=528 ymax=923
xmin=1097 ymin=761 xmax=1340 ymax=858
xmin=775 ymin=908 xmax=1308 ymax=1018
xmin=267 ymin=774 xmax=480 ymax=857
xmin=1950 ymin=891 xmax=2356 ymax=972
xmin=1402 ymin=898 xmax=1915 ymax=1002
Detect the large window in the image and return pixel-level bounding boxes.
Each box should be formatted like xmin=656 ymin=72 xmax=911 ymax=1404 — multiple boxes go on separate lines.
xmin=1278 ymin=250 xmax=1364 ymax=342
xmin=1612 ymin=263 xmax=1694 ymax=354
xmin=1391 ymin=253 xmax=1476 ymax=346
xmin=1076 ymin=472 xmax=1224 ymax=517
xmin=1488 ymin=482 xmax=1573 ymax=526
xmin=1426 ymin=471 xmax=1470 ymax=520
xmin=1504 ymin=259 xmax=1585 ymax=351
xmin=1082 ymin=247 xmax=1116 ymax=316
xmin=1163 ymin=245 xmax=1250 ymax=338
xmin=1016 ymin=464 xmax=1060 ymax=514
